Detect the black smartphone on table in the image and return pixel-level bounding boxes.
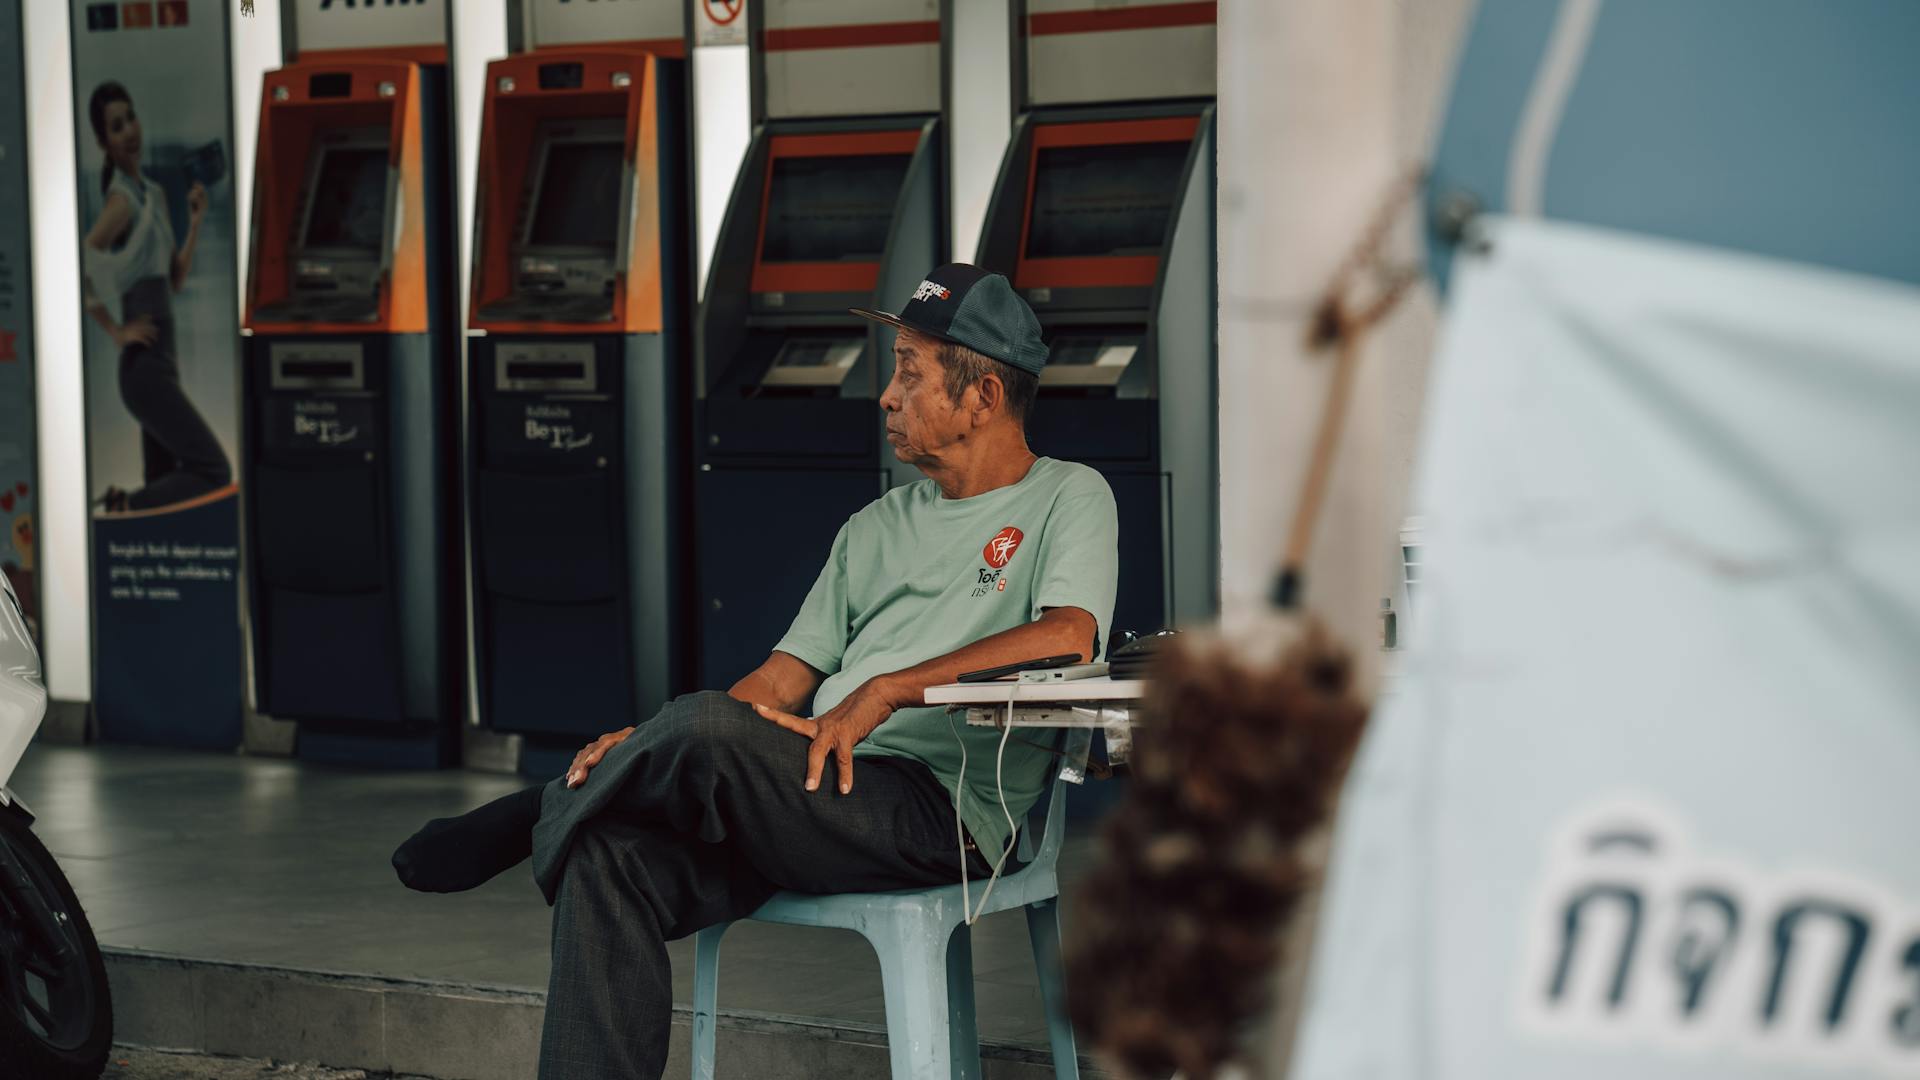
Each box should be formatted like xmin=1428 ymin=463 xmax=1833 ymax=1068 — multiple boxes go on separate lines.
xmin=955 ymin=654 xmax=1082 ymax=683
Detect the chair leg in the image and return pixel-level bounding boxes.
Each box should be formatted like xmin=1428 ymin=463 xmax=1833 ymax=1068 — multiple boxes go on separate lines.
xmin=691 ymin=922 xmax=730 ymax=1080
xmin=871 ymin=915 xmax=979 ymax=1080
xmin=1026 ymin=899 xmax=1080 ymax=1080
xmin=946 ymin=922 xmax=982 ymax=1080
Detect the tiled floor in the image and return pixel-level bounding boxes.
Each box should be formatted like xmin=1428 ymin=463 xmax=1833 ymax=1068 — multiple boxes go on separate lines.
xmin=11 ymin=743 xmax=1099 ymax=1048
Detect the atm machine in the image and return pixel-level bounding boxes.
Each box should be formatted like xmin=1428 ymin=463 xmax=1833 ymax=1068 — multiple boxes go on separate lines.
xmin=465 ymin=2 xmax=690 ymax=770
xmin=241 ymin=27 xmax=460 ymax=766
xmin=694 ymin=0 xmax=946 ymax=689
xmin=975 ymin=1 xmax=1217 ymax=638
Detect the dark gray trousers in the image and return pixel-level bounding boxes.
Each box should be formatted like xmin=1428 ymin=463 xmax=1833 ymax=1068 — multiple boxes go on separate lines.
xmin=536 ymin=690 xmax=990 ymax=1080
xmin=117 ymin=278 xmax=231 ymax=510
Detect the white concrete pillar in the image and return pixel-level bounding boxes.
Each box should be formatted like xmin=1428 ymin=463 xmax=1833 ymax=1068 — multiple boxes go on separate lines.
xmin=692 ymin=39 xmax=751 ymax=298
xmin=1216 ymin=0 xmax=1403 ymax=673
xmin=229 ymin=0 xmax=283 ymax=314
xmin=1216 ymin=1 xmax=1476 ymax=1074
xmin=23 ymin=0 xmax=88 ymax=702
xmin=949 ymin=0 xmax=1012 ymax=261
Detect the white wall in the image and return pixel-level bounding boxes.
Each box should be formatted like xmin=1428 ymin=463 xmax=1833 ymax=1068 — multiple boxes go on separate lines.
xmin=23 ymin=1 xmax=88 ymax=702
xmin=1215 ymin=0 xmax=1473 ymax=677
xmin=451 ymin=0 xmax=508 ymax=729
xmin=948 ymin=0 xmax=1011 ymax=260
xmin=229 ymin=0 xmax=283 ymax=312
xmin=451 ymin=0 xmax=509 ymax=331
xmin=692 ymin=42 xmax=751 ymax=298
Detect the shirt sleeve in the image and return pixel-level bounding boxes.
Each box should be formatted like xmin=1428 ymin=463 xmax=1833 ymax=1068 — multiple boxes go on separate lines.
xmin=1030 ymin=475 xmax=1121 ymax=659
xmin=772 ymin=519 xmax=853 ymax=676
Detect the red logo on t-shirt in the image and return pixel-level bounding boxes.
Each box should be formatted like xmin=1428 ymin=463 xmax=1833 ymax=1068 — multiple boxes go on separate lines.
xmin=982 ymin=526 xmax=1024 ymax=569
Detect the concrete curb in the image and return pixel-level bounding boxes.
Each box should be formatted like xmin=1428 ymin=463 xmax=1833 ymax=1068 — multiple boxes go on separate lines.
xmin=105 ymin=948 xmax=1111 ymax=1079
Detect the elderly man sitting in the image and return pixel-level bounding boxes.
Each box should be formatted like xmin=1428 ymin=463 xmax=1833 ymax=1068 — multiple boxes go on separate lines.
xmin=392 ymin=263 xmax=1117 ymax=1080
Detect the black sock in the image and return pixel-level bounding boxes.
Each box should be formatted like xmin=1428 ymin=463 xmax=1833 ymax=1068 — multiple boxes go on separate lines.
xmin=392 ymin=785 xmax=544 ymax=894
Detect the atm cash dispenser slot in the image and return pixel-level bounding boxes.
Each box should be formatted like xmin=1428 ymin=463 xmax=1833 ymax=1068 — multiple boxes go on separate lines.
xmin=483 ymin=342 xmax=612 ymax=467
xmin=757 ymin=335 xmax=865 ymax=391
xmin=494 ymin=343 xmax=598 ymax=394
xmin=270 ymin=344 xmax=365 ymax=391
xmin=705 ymin=328 xmax=875 ymax=457
xmin=262 ymin=342 xmax=377 ymax=456
xmin=1039 ymin=332 xmax=1143 ymax=390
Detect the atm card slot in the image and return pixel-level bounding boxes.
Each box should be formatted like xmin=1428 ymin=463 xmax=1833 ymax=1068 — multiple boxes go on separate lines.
xmin=308 ymin=72 xmax=353 ymax=99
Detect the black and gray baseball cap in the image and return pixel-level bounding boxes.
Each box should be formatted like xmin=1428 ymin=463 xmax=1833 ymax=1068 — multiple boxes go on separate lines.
xmin=851 ymin=263 xmax=1049 ymax=376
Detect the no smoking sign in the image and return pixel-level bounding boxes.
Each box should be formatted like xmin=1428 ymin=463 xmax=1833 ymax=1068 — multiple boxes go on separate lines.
xmin=697 ymin=0 xmax=746 ymax=45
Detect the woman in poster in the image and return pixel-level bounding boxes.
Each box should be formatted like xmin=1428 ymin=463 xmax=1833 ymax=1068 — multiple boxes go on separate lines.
xmin=82 ymin=80 xmax=231 ymax=512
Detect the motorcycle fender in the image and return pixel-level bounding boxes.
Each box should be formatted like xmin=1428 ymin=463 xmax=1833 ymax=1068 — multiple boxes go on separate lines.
xmin=0 ymin=784 xmax=33 ymax=824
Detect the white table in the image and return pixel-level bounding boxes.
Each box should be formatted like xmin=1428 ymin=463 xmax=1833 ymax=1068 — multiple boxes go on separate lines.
xmin=925 ymin=675 xmax=1146 ymax=777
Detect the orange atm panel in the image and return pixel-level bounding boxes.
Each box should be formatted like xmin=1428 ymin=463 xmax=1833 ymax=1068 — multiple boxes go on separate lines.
xmin=470 ymin=50 xmax=673 ymax=336
xmin=246 ymin=60 xmax=434 ymax=334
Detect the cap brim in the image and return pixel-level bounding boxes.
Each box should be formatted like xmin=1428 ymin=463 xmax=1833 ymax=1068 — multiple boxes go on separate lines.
xmin=849 ymin=307 xmax=968 ymax=350
xmin=848 ymin=307 xmax=911 ymax=333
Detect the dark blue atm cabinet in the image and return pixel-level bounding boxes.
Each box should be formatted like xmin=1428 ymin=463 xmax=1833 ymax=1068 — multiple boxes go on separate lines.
xmin=974 ymin=103 xmax=1219 ymax=641
xmin=464 ymin=49 xmax=692 ymax=770
xmin=241 ymin=58 xmax=460 ymax=768
xmin=691 ymin=117 xmax=944 ymax=691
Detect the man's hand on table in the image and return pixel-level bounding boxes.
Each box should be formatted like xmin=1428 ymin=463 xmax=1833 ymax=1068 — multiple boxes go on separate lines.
xmin=565 ymin=726 xmax=636 ymax=789
xmin=753 ymin=677 xmax=906 ymax=795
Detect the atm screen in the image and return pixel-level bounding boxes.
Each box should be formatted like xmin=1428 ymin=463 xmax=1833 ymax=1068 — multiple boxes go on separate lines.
xmin=526 ymin=140 xmax=626 ymax=251
xmin=301 ymin=146 xmax=388 ymax=252
xmin=761 ymin=154 xmax=911 ymax=263
xmin=1025 ymin=141 xmax=1191 ymax=259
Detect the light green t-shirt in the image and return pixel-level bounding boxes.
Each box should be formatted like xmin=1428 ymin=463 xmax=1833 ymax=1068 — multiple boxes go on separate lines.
xmin=773 ymin=456 xmax=1119 ymax=862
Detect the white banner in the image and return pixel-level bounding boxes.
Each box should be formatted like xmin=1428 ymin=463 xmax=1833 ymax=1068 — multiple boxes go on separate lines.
xmin=526 ymin=0 xmax=682 ymax=50
xmin=289 ymin=0 xmax=444 ymax=53
xmin=1291 ymin=217 xmax=1920 ymax=1080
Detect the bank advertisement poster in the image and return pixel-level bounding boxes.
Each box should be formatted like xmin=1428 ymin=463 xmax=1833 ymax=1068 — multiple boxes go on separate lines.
xmin=71 ymin=0 xmax=241 ymax=749
xmin=0 ymin=0 xmax=35 ymax=639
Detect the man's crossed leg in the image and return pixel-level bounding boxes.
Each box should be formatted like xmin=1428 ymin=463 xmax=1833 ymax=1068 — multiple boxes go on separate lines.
xmin=535 ymin=691 xmax=986 ymax=1079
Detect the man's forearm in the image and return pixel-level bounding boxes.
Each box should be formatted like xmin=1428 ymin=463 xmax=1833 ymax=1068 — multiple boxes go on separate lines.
xmin=727 ymin=651 xmax=823 ymax=714
xmin=871 ymin=608 xmax=1096 ymax=709
xmin=726 ymin=669 xmax=790 ymax=711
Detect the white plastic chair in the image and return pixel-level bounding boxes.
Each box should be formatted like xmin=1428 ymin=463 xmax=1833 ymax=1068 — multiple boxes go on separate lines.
xmin=690 ymin=767 xmax=1080 ymax=1079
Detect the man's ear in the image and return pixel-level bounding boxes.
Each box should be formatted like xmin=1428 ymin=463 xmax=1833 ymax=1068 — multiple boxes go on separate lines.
xmin=972 ymin=373 xmax=1005 ymax=425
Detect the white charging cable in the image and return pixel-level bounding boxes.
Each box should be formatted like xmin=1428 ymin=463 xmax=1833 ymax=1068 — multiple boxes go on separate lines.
xmin=948 ymin=681 xmax=1023 ymax=926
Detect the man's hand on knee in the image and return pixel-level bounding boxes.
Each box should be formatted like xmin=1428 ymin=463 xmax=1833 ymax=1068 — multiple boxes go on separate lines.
xmin=566 ymin=726 xmax=636 ymax=789
xmin=752 ymin=678 xmax=903 ymax=795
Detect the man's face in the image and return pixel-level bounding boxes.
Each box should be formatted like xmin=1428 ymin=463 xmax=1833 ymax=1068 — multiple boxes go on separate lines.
xmin=878 ymin=329 xmax=971 ymax=467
